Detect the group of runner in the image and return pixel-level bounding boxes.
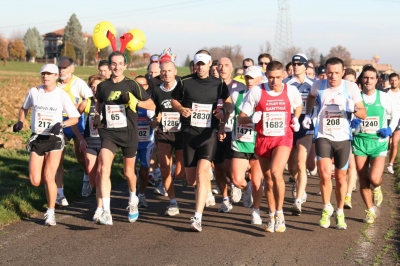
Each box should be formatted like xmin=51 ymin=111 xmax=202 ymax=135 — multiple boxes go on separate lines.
xmin=14 ymin=49 xmax=398 ymax=232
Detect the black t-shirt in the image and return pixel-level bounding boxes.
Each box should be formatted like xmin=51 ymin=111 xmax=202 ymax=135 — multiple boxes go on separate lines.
xmin=96 ymin=77 xmax=150 ymax=144
xmin=171 ymin=74 xmax=229 ymax=133
xmin=152 ymin=81 xmax=180 ymax=132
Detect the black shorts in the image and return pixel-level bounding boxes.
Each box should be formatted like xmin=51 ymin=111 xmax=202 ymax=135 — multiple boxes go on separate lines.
xmin=294 ymin=114 xmax=314 ymax=144
xmin=315 ymin=138 xmax=350 ymax=170
xmin=183 ymin=128 xmax=217 ymax=167
xmin=231 ymin=150 xmax=258 ymax=160
xmin=213 ymin=133 xmax=232 ymax=164
xmin=101 ymin=138 xmax=138 ymax=158
xmin=26 ymin=134 xmax=65 ymax=156
xmin=85 ymin=138 xmax=101 ymax=156
xmin=156 ymin=131 xmax=183 ymax=150
xmin=294 ymin=134 xmax=313 ymax=148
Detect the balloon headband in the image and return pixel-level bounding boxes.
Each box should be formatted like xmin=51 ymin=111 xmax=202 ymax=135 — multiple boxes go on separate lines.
xmin=194 ymin=54 xmax=211 ymax=64
xmin=159 ymin=48 xmax=177 ymax=64
xmin=107 ymin=30 xmax=132 ymax=64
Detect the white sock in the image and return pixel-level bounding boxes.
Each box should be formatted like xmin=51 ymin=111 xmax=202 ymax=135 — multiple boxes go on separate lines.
xmin=368 ymin=207 xmax=375 ymax=214
xmin=207 ymin=192 xmax=213 ymax=197
xmin=96 ymin=207 xmax=103 ymax=212
xmin=57 ymin=188 xmax=64 ymax=197
xmin=129 ymin=191 xmax=138 ymax=205
xmin=269 ymin=211 xmax=276 ymax=217
xmin=276 ymin=210 xmax=283 ymax=215
xmin=346 ymin=193 xmax=352 ymax=197
xmin=170 ymin=198 xmax=177 ymax=205
xmin=324 ymin=203 xmax=332 ymax=210
xmin=194 ymin=212 xmax=202 ymax=222
xmin=83 ymin=174 xmax=89 ymax=182
xmin=252 ymin=208 xmax=260 ymax=213
xmin=223 ymin=197 xmax=229 ymax=202
xmin=373 ymin=186 xmax=380 ymax=191
xmin=388 ymin=163 xmax=393 ymax=166
xmin=102 ymin=198 xmax=111 ymax=212
xmin=47 ymin=208 xmax=55 ymax=214
xmin=336 ymin=208 xmax=344 ymax=215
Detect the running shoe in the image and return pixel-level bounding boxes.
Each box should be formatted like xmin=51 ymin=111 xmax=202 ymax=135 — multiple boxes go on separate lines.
xmin=306 ymin=169 xmax=310 ymax=176
xmin=81 ymin=181 xmax=93 ymax=197
xmin=209 ymin=167 xmax=214 ymax=181
xmin=44 ymin=212 xmax=56 ymax=226
xmin=165 ymin=203 xmax=179 ymax=216
xmin=154 ymin=182 xmax=168 ymax=197
xmin=363 ymin=209 xmax=376 ymax=224
xmin=190 ymin=217 xmax=202 ymax=232
xmin=218 ymin=200 xmax=233 ymax=213
xmin=335 ymin=213 xmax=347 ymax=230
xmin=301 ymin=192 xmax=307 ymax=203
xmin=344 ymin=196 xmax=352 ymax=209
xmin=275 ymin=214 xmax=286 ymax=233
xmin=242 ymin=183 xmax=253 ymax=208
xmin=56 ymin=196 xmax=69 ymax=207
xmin=319 ymin=205 xmax=334 ymax=228
xmin=291 ymin=199 xmax=302 ymax=216
xmin=265 ymin=215 xmax=275 ymax=233
xmin=317 ymin=191 xmax=321 ymax=196
xmin=212 ymin=186 xmax=221 ymax=195
xmin=251 ymin=209 xmax=262 ymax=225
xmin=127 ymin=203 xmax=139 ymax=223
xmin=205 ymin=194 xmax=216 ymax=207
xmin=310 ymin=167 xmax=318 ymax=176
xmin=138 ymin=194 xmax=148 ymax=208
xmin=230 ymin=184 xmax=242 ymax=203
xmin=387 ymin=164 xmax=394 ymax=174
xmin=148 ymin=173 xmax=156 ymax=186
xmin=153 ymin=168 xmax=162 ymax=182
xmin=99 ymin=211 xmax=113 ymax=225
xmin=93 ymin=208 xmax=103 ymax=222
xmin=291 ymin=183 xmax=297 ymax=199
xmin=373 ymin=186 xmax=383 ymax=207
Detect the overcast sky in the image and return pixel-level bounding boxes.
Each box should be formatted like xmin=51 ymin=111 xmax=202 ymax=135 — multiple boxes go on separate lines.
xmin=1 ymin=0 xmax=399 ymax=69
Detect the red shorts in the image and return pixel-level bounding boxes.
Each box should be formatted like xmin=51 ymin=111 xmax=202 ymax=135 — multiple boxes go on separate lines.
xmin=254 ymin=134 xmax=293 ymax=158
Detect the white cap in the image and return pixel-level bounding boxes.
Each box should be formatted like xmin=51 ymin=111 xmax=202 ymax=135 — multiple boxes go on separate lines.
xmin=40 ymin=64 xmax=59 ymax=74
xmin=244 ymin=66 xmax=263 ymax=78
xmin=194 ymin=54 xmax=211 ymax=64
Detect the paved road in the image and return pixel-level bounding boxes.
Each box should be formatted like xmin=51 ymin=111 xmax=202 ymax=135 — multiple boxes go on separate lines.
xmin=0 ymin=172 xmax=398 ymax=265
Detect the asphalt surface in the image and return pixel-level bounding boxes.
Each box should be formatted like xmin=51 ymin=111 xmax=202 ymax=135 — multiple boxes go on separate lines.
xmin=0 ymin=171 xmax=398 ymax=266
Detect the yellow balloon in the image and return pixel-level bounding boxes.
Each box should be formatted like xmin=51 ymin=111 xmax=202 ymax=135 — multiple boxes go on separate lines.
xmin=92 ymin=21 xmax=116 ymax=51
xmin=126 ymin=29 xmax=146 ymax=52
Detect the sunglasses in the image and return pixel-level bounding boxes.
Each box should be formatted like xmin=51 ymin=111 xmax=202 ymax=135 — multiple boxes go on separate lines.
xmin=292 ymin=62 xmax=304 ymax=66
xmin=259 ymin=62 xmax=269 ymax=66
xmin=243 ymin=66 xmax=250 ymax=69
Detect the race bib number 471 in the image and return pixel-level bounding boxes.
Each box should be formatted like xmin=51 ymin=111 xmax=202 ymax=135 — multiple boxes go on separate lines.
xmin=190 ymin=103 xmax=212 ymax=128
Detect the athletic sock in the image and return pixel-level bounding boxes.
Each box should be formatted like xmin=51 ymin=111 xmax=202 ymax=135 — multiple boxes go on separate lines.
xmin=223 ymin=197 xmax=229 ymax=202
xmin=336 ymin=208 xmax=344 ymax=215
xmin=269 ymin=211 xmax=276 ymax=217
xmin=194 ymin=212 xmax=202 ymax=222
xmin=207 ymin=192 xmax=213 ymax=197
xmin=83 ymin=174 xmax=89 ymax=182
xmin=96 ymin=207 xmax=103 ymax=212
xmin=373 ymin=186 xmax=379 ymax=191
xmin=102 ymin=198 xmax=111 ymax=212
xmin=346 ymin=193 xmax=352 ymax=197
xmin=57 ymin=188 xmax=64 ymax=198
xmin=170 ymin=198 xmax=177 ymax=205
xmin=252 ymin=208 xmax=260 ymax=213
xmin=47 ymin=208 xmax=55 ymax=214
xmin=368 ymin=207 xmax=375 ymax=214
xmin=129 ymin=190 xmax=138 ymax=205
xmin=276 ymin=210 xmax=283 ymax=215
xmin=324 ymin=203 xmax=332 ymax=210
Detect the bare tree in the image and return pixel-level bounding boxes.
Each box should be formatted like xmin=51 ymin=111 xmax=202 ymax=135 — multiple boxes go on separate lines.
xmin=259 ymin=41 xmax=272 ymax=55
xmin=10 ymin=30 xmax=24 ymax=40
xmin=202 ymin=45 xmax=244 ymax=68
xmin=281 ymin=46 xmax=302 ymax=64
xmin=327 ymin=45 xmax=352 ymax=66
xmin=305 ymin=47 xmax=319 ymax=63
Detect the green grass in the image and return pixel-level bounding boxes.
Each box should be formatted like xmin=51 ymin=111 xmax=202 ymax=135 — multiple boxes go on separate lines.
xmin=0 ymin=61 xmax=191 ymax=79
xmin=0 ymin=142 xmax=125 ymax=227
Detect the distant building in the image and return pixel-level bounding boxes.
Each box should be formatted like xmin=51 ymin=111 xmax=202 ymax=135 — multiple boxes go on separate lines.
xmin=42 ymin=28 xmax=91 ymax=59
xmin=350 ymin=59 xmax=397 ymax=75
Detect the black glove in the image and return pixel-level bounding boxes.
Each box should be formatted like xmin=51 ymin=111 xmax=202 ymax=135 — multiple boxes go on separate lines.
xmin=13 ymin=121 xmax=23 ymax=132
xmin=50 ymin=122 xmax=63 ymax=135
xmin=93 ymin=114 xmax=103 ymax=129
xmin=120 ymin=91 xmax=130 ymax=104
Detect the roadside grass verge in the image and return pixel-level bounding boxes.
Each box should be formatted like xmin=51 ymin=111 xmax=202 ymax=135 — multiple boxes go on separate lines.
xmin=0 ymin=143 xmax=125 ymax=227
xmin=391 ymin=152 xmax=400 ymax=264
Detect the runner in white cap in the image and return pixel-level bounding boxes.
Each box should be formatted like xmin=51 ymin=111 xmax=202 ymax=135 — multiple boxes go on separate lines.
xmin=13 ymin=64 xmax=80 ymax=226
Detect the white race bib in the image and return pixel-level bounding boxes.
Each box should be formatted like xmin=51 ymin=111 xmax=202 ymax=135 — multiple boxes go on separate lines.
xmin=224 ymin=112 xmax=235 ymax=132
xmin=235 ymin=124 xmax=254 ymax=142
xmin=105 ymin=104 xmax=127 ymax=128
xmin=88 ymin=114 xmax=99 ymax=137
xmin=301 ymin=92 xmax=308 ymax=114
xmin=360 ymin=116 xmax=380 ymax=134
xmin=322 ymin=110 xmax=344 ymax=134
xmin=262 ymin=112 xmax=285 ymax=136
xmin=35 ymin=111 xmax=55 ymax=134
xmin=190 ymin=103 xmax=212 ymax=128
xmin=138 ymin=125 xmax=150 ymax=142
xmin=162 ymin=112 xmax=180 ymax=132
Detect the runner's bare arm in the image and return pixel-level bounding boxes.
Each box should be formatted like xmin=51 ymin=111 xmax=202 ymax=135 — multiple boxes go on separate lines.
xmin=138 ymin=98 xmax=156 ymax=111
xmin=77 ymin=99 xmax=88 ymax=114
xmin=305 ymin=93 xmax=317 ymax=115
xmin=353 ymin=101 xmax=366 ymax=120
xmin=171 ymin=98 xmax=192 ymax=118
xmin=293 ymin=103 xmax=302 ymax=119
xmin=71 ymin=124 xmax=87 ymax=153
xmin=238 ymin=111 xmax=252 ymax=125
xmin=18 ymin=108 xmax=28 ymax=122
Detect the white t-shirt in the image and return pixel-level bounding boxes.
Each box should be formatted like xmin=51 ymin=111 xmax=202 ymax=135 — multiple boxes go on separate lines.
xmin=362 ymin=90 xmax=400 ymax=132
xmin=241 ymin=84 xmax=303 ymax=116
xmin=387 ymin=89 xmax=400 ymax=119
xmin=22 ymin=86 xmax=80 ymax=135
xmin=58 ymin=76 xmax=93 ymax=103
xmin=311 ymin=79 xmax=362 ymax=141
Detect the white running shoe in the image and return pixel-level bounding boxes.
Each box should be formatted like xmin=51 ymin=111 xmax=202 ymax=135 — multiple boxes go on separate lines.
xmin=230 ymin=184 xmax=242 ymax=203
xmin=205 ymin=194 xmax=216 ymax=207
xmin=209 ymin=167 xmax=214 ymax=181
xmin=291 ymin=200 xmax=302 ymax=216
xmin=275 ymin=214 xmax=286 ymax=233
xmin=127 ymin=203 xmax=139 ymax=222
xmin=99 ymin=211 xmax=113 ymax=225
xmin=387 ymin=164 xmax=394 ymax=174
xmin=265 ymin=215 xmax=275 ymax=233
xmin=301 ymin=192 xmax=307 ymax=203
xmin=251 ymin=210 xmax=262 ymax=225
xmin=154 ymin=182 xmax=168 ymax=197
xmin=310 ymin=167 xmax=318 ymax=176
xmin=138 ymin=194 xmax=148 ymax=208
xmin=212 ymin=186 xmax=221 ymax=195
xmin=165 ymin=203 xmax=179 ymax=216
xmin=190 ymin=217 xmax=202 ymax=232
xmin=81 ymin=181 xmax=93 ymax=197
xmin=93 ymin=209 xmax=103 ymax=223
xmin=218 ymin=200 xmax=233 ymax=213
xmin=242 ymin=183 xmax=253 ymax=208
xmin=153 ymin=168 xmax=162 ymax=182
xmin=56 ymin=196 xmax=69 ymax=206
xmin=44 ymin=211 xmax=56 ymax=226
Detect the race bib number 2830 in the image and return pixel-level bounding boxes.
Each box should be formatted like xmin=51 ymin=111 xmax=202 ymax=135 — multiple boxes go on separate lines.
xmin=190 ymin=103 xmax=212 ymax=128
